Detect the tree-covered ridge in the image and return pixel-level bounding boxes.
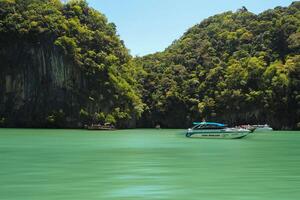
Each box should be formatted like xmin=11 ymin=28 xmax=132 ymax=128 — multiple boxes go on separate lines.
xmin=136 ymin=2 xmax=300 ymax=129
xmin=0 ymin=0 xmax=144 ymax=127
xmin=0 ymin=1 xmax=299 ymax=129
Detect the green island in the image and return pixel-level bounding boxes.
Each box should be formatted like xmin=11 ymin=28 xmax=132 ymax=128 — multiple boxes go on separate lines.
xmin=0 ymin=0 xmax=299 ymax=129
xmin=1 ymin=1 xmax=300 ymax=199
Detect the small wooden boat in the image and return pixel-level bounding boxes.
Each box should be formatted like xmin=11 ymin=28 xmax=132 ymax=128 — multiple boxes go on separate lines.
xmin=85 ymin=123 xmax=115 ymax=130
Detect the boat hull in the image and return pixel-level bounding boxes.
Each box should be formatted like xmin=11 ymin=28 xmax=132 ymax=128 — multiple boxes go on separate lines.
xmin=87 ymin=127 xmax=115 ymax=130
xmin=85 ymin=125 xmax=115 ymax=130
xmin=186 ymin=129 xmax=250 ymax=139
xmin=255 ymin=128 xmax=273 ymax=132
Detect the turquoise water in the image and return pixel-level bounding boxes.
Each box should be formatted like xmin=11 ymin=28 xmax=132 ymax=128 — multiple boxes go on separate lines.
xmin=0 ymin=129 xmax=300 ymax=200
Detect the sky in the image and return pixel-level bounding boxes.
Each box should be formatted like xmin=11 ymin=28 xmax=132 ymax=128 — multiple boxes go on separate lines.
xmin=87 ymin=0 xmax=295 ymax=56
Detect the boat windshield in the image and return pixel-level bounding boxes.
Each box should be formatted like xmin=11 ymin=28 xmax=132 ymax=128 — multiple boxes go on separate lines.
xmin=193 ymin=123 xmax=226 ymax=130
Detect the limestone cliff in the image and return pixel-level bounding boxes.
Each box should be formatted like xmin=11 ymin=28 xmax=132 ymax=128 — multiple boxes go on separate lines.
xmin=0 ymin=0 xmax=144 ymax=128
xmin=0 ymin=37 xmax=84 ymax=127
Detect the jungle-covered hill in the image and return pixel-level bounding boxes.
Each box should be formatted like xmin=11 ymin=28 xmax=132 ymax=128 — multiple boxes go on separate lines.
xmin=135 ymin=2 xmax=300 ymax=129
xmin=0 ymin=0 xmax=144 ymax=128
xmin=0 ymin=0 xmax=299 ymax=129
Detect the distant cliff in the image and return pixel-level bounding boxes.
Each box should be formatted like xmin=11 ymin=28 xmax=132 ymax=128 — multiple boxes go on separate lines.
xmin=0 ymin=0 xmax=144 ymax=128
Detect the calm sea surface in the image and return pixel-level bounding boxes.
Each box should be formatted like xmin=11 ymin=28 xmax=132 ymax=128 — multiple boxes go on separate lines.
xmin=0 ymin=129 xmax=300 ymax=200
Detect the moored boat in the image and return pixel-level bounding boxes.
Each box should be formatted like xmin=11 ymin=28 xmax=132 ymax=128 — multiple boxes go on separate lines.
xmin=186 ymin=122 xmax=252 ymax=139
xmin=239 ymin=124 xmax=256 ymax=132
xmin=253 ymin=124 xmax=273 ymax=132
xmin=85 ymin=123 xmax=115 ymax=130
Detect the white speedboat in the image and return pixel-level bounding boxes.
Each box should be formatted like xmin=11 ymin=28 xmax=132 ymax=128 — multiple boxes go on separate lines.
xmin=186 ymin=122 xmax=252 ymax=139
xmin=253 ymin=124 xmax=273 ymax=132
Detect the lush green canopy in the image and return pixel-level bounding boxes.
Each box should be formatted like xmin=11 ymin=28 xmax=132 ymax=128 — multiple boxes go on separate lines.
xmin=0 ymin=0 xmax=299 ymax=129
xmin=136 ymin=2 xmax=300 ymax=129
xmin=0 ymin=0 xmax=144 ymax=127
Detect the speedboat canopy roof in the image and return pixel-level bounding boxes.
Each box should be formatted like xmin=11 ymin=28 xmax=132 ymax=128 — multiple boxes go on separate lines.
xmin=193 ymin=122 xmax=226 ymax=127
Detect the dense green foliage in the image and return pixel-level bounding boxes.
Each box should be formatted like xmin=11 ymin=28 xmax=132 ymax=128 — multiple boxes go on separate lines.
xmin=0 ymin=0 xmax=144 ymax=127
xmin=0 ymin=1 xmax=299 ymax=129
xmin=136 ymin=2 xmax=300 ymax=129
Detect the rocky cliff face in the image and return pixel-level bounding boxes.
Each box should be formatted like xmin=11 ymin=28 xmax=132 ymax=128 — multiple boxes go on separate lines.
xmin=0 ymin=37 xmax=85 ymax=127
xmin=0 ymin=0 xmax=144 ymax=128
